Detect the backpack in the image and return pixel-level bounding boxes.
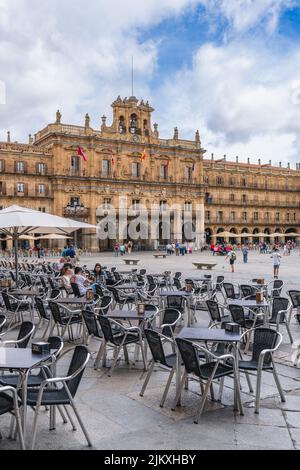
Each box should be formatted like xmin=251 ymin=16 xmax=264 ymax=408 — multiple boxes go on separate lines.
xmin=231 ymin=252 xmax=236 ymax=261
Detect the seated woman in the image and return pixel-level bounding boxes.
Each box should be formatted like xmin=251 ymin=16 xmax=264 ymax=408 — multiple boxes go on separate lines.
xmin=62 ymin=266 xmax=74 ymax=294
xmin=92 ymin=263 xmax=108 ymax=285
xmin=73 ymin=267 xmax=91 ymax=296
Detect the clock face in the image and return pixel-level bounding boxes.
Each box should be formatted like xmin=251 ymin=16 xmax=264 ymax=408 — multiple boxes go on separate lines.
xmin=132 ymin=134 xmax=139 ymax=142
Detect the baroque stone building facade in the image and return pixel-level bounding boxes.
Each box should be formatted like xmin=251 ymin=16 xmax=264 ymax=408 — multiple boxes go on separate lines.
xmin=0 ymin=96 xmax=299 ymax=251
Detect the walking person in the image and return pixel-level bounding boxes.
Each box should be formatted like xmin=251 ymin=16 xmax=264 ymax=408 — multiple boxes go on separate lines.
xmin=271 ymin=248 xmax=281 ymax=278
xmin=241 ymin=244 xmax=249 ymax=263
xmin=225 ymin=248 xmax=237 ymax=273
xmin=114 ymin=242 xmax=120 ymax=257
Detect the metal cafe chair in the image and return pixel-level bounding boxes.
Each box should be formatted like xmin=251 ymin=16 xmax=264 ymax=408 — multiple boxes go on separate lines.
xmin=0 ymin=385 xmax=25 ymax=449
xmin=173 ymin=338 xmax=243 ymax=423
xmin=24 ymin=345 xmax=92 ymax=449
xmin=140 ymin=329 xmax=178 ymax=408
xmin=237 ymin=327 xmax=285 ymax=414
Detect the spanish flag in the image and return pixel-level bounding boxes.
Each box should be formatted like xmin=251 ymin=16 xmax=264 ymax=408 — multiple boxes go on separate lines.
xmin=77 ymin=146 xmax=87 ymax=162
xmin=141 ymin=147 xmax=147 ymax=161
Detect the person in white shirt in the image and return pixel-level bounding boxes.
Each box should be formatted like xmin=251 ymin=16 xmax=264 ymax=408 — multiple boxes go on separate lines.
xmin=271 ymin=248 xmax=281 ymax=278
xmin=73 ymin=267 xmax=91 ymax=296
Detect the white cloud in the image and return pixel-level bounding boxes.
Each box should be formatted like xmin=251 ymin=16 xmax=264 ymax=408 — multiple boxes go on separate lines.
xmin=0 ymin=0 xmax=197 ymax=140
xmin=155 ymin=40 xmax=300 ymax=164
xmin=215 ymin=0 xmax=296 ymax=34
xmin=0 ymin=0 xmax=299 ymax=165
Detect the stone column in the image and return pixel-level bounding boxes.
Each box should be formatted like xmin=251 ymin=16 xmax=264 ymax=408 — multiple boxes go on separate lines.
xmin=195 ymin=202 xmax=205 ymax=249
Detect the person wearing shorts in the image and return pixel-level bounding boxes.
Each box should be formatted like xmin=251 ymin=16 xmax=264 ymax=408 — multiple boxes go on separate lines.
xmin=271 ymin=248 xmax=281 ymax=278
xmin=225 ymin=249 xmax=236 ymax=273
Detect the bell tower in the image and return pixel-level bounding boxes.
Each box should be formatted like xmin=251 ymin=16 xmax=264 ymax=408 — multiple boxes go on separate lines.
xmin=109 ymin=96 xmax=155 ymax=140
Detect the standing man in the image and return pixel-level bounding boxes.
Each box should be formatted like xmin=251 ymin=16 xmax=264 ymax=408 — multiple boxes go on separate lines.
xmin=242 ymin=244 xmax=249 ymax=263
xmin=271 ymin=248 xmax=281 ymax=278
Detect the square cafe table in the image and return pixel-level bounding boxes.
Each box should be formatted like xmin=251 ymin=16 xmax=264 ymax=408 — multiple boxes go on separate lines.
xmin=176 ymin=327 xmax=243 ymax=414
xmin=0 ymin=347 xmax=54 ymax=446
xmin=228 ymin=298 xmax=270 ymax=324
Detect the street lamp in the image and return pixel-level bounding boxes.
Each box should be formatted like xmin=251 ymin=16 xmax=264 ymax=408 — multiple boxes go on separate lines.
xmin=67 ymin=200 xmax=85 ymax=248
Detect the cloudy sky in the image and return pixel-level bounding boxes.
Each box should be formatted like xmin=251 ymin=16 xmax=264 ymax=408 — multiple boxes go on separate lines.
xmin=1 ymin=0 xmax=300 ymax=165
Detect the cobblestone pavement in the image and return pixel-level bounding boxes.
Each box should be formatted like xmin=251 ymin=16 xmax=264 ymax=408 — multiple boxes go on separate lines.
xmin=0 ymin=250 xmax=299 ymax=450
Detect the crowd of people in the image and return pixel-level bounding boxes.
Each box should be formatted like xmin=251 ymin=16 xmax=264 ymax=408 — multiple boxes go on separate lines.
xmin=209 ymin=240 xmax=297 ymax=277
xmin=59 ymin=260 xmax=109 ymax=296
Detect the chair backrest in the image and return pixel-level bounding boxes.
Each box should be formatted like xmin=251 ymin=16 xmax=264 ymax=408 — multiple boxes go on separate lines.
xmin=82 ymin=310 xmax=102 ymax=338
xmin=162 ymin=308 xmax=181 ymax=336
xmin=25 ymin=274 xmax=32 ymax=286
xmin=66 ymin=345 xmax=90 ymax=397
xmin=147 ymin=275 xmax=155 ymax=284
xmin=272 ymin=280 xmax=283 ymax=297
xmin=9 ymin=271 xmax=16 ymax=282
xmin=17 ymin=321 xmax=35 ymax=348
xmin=35 ymin=297 xmax=48 ymax=320
xmin=111 ymin=267 xmax=116 ymax=273
xmin=144 ymin=304 xmax=158 ymax=313
xmin=98 ymin=315 xmax=119 ymax=344
xmin=47 ymin=336 xmax=64 ymax=358
xmin=166 ymin=295 xmax=184 ymax=311
xmin=0 ymin=314 xmax=6 ymax=333
xmin=228 ymin=304 xmax=245 ymax=324
xmin=206 ymin=300 xmax=221 ymax=322
xmin=39 ymin=276 xmax=48 ymax=289
xmin=144 ymin=329 xmax=169 ymax=366
xmin=48 ymin=301 xmax=65 ymax=324
xmin=270 ymin=297 xmax=290 ymax=323
xmin=147 ymin=283 xmax=157 ymax=295
xmin=174 ymin=272 xmax=182 ymax=279
xmin=99 ymin=295 xmax=112 ymax=315
xmin=94 ymin=284 xmax=104 ymax=297
xmin=2 ymin=292 xmax=12 ymax=312
xmin=288 ymin=290 xmax=300 ymax=308
xmin=240 ymin=285 xmax=255 ymax=298
xmin=139 ymin=269 xmax=146 ymax=276
xmin=110 ymin=287 xmax=121 ymax=303
xmin=173 ymin=278 xmax=182 ymax=290
xmin=71 ymin=283 xmax=82 ymax=298
xmin=223 ymin=283 xmax=236 ymax=299
xmin=49 ymin=289 xmax=61 ymax=300
xmin=114 ymin=272 xmax=122 ymax=281
xmin=47 ymin=277 xmax=56 ymax=290
xmin=176 ymin=338 xmax=201 ymax=377
xmin=251 ymin=328 xmax=279 ymax=365
xmin=216 ymin=276 xmax=224 ymax=284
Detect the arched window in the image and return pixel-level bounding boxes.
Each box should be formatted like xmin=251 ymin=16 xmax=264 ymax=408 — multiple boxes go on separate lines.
xmin=129 ymin=114 xmax=138 ymax=134
xmin=118 ymin=116 xmax=126 ymax=134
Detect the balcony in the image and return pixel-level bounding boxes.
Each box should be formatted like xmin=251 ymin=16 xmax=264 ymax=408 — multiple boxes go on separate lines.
xmin=205 ymin=198 xmax=300 ymax=208
xmin=64 ymin=205 xmax=90 ymax=218
xmin=205 ymin=216 xmax=299 ymax=225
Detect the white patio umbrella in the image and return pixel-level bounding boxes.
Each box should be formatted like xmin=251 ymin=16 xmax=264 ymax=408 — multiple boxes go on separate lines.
xmin=0 ymin=205 xmax=97 ymax=282
xmin=37 ymin=234 xmax=73 ymax=240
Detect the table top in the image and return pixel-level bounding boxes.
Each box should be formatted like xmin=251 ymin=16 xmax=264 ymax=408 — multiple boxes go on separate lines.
xmin=228 ymin=299 xmax=269 ymax=307
xmin=0 ymin=347 xmax=53 ymax=370
xmin=185 ymin=277 xmax=212 ymax=282
xmin=177 ymin=327 xmax=241 ymax=343
xmin=149 ymin=273 xmax=171 ymax=277
xmin=107 ymin=309 xmax=154 ymax=320
xmin=53 ymin=297 xmax=93 ymax=305
xmin=9 ymin=289 xmax=41 ymax=296
xmin=160 ymin=290 xmax=193 ymax=297
xmin=116 ymin=284 xmax=140 ymax=290
xmin=117 ymin=271 xmax=136 ymax=275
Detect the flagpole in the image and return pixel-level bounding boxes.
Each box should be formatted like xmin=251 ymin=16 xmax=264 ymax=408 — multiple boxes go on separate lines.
xmin=131 ymin=56 xmax=134 ymax=97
